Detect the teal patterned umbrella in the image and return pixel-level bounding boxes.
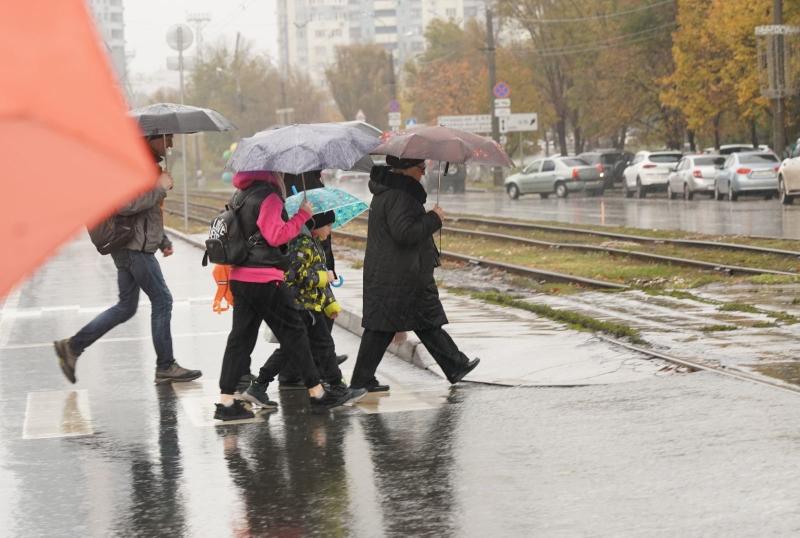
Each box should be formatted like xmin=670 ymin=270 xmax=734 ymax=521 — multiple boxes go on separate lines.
xmin=284 ymin=187 xmax=368 ymax=229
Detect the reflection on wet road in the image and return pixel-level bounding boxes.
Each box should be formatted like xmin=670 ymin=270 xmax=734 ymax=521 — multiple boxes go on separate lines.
xmin=3 ymin=235 xmax=800 ymax=536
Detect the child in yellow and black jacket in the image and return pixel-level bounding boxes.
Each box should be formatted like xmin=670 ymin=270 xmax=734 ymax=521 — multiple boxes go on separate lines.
xmin=249 ymin=211 xmax=351 ymax=396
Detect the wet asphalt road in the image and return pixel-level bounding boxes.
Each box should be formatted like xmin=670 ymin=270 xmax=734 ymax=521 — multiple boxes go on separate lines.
xmin=338 ymin=181 xmax=800 ymax=238
xmin=2 ymin=238 xmax=800 ymax=536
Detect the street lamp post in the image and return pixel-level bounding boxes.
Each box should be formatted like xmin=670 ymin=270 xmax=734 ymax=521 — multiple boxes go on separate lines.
xmin=166 ymin=24 xmax=194 ymax=230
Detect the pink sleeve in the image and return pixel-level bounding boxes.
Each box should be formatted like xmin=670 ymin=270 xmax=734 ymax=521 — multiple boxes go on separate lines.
xmin=256 ymin=193 xmax=312 ymax=247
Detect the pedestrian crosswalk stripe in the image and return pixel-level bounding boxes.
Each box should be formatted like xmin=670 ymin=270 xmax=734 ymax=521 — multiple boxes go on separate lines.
xmin=22 ymin=390 xmax=94 ymax=439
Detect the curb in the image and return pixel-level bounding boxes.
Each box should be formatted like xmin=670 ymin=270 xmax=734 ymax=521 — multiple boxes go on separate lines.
xmin=165 ymin=226 xmax=438 ymax=375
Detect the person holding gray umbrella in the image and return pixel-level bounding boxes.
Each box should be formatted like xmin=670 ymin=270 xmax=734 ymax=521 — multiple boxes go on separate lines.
xmin=54 ymin=103 xmax=235 ymax=386
xmin=216 ymin=123 xmax=379 ymax=420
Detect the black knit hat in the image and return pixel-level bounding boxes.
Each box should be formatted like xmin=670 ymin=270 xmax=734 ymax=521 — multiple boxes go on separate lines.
xmin=309 ymin=210 xmax=336 ymax=230
xmin=386 ymin=155 xmax=425 ymax=169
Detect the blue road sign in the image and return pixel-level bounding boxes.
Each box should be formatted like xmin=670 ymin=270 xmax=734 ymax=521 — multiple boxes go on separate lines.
xmin=405 ymin=118 xmax=417 ymax=127
xmin=389 ymin=99 xmax=401 ymax=113
xmin=493 ymin=82 xmax=511 ymax=98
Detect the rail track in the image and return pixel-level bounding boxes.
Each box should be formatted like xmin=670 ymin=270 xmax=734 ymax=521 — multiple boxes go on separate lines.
xmin=168 ymin=194 xmax=800 ymax=282
xmin=164 ymin=222 xmax=800 ymax=397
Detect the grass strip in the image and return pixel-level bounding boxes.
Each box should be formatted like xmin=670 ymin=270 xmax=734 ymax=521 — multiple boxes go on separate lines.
xmin=461 ymin=289 xmax=648 ymax=345
xmin=699 ymin=324 xmax=738 ymax=332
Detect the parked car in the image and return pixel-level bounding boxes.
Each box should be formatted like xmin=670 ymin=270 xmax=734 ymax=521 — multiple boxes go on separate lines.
xmin=577 ymin=149 xmax=631 ymax=188
xmin=504 ymin=156 xmax=604 ymax=199
xmin=778 ymin=143 xmax=800 ymax=204
xmin=703 ymin=144 xmax=757 ymax=155
xmin=666 ymin=154 xmax=725 ymax=200
xmin=713 ymin=152 xmax=780 ymax=201
xmin=622 ymin=151 xmax=682 ymax=198
xmin=424 ymin=161 xmax=466 ymax=193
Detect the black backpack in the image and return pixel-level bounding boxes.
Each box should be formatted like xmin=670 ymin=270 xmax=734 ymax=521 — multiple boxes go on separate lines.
xmin=203 ymin=184 xmax=271 ymax=266
xmin=87 ymin=214 xmax=136 ymax=255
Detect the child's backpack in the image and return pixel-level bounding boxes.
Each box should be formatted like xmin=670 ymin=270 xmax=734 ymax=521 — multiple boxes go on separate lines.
xmin=202 ymin=184 xmax=270 ymax=266
xmin=87 ymin=214 xmax=136 ymax=255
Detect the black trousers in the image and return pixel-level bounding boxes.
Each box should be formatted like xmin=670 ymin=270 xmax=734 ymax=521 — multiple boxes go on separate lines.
xmin=350 ymin=327 xmax=470 ymax=388
xmin=259 ymin=310 xmax=343 ymax=385
xmin=278 ymin=313 xmax=338 ymax=382
xmin=218 ymin=281 xmax=321 ymax=395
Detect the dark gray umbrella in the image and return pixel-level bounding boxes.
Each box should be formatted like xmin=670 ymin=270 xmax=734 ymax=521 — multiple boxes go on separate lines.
xmin=131 ymin=102 xmax=236 ymax=135
xmin=227 ymin=123 xmax=380 ymax=174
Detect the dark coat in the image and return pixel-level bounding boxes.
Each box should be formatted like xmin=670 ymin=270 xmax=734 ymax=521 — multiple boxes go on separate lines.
xmin=362 ymin=166 xmax=447 ymax=332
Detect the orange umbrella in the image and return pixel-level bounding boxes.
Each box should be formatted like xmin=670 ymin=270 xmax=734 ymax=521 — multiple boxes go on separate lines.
xmin=0 ymin=0 xmax=158 ymax=299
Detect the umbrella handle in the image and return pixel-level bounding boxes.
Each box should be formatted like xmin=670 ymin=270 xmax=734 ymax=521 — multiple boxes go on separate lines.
xmin=331 ymin=275 xmax=344 ymax=288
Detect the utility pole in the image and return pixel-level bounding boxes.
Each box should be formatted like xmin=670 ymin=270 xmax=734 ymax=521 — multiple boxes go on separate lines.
xmin=773 ymin=0 xmax=785 ymax=157
xmin=485 ymin=6 xmax=502 ymax=186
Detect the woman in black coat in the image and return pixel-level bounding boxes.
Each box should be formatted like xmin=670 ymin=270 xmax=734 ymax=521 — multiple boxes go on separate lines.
xmin=349 ymin=156 xmax=480 ymax=392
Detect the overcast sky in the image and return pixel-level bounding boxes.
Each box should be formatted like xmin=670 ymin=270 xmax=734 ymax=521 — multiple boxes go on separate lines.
xmin=123 ymin=0 xmax=279 ymax=91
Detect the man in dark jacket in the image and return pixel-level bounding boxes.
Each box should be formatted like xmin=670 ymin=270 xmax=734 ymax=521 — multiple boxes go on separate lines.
xmin=53 ymin=134 xmax=202 ymax=385
xmin=349 ymin=156 xmax=480 ymax=392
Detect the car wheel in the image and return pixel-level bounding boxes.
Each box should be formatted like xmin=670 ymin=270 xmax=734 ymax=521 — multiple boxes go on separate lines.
xmin=555 ymin=182 xmax=568 ymax=198
xmin=728 ymin=183 xmax=738 ymax=202
xmin=667 ymin=183 xmax=677 ymax=200
xmin=684 ymin=184 xmax=694 ymax=201
xmin=540 ymin=193 xmax=550 ymax=199
xmin=780 ymin=178 xmax=794 ymax=205
xmin=636 ymin=178 xmax=646 ymax=199
xmin=506 ymin=183 xmax=520 ymax=200
xmin=623 ymin=181 xmax=634 ymax=198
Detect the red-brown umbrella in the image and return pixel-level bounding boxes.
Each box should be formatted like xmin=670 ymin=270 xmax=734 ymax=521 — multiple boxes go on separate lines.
xmin=373 ymin=125 xmax=514 ymax=167
xmin=0 ymin=0 xmax=158 ymax=299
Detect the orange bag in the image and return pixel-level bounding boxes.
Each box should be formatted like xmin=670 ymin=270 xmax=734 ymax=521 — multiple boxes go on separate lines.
xmin=212 ymin=264 xmax=234 ymax=313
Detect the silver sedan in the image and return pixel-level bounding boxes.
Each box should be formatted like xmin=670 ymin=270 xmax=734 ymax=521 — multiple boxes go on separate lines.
xmin=667 ymin=154 xmax=725 ymax=200
xmin=714 ymin=152 xmax=780 ymax=201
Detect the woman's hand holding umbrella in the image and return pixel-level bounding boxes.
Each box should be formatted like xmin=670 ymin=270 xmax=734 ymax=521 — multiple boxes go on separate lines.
xmin=300 ymin=198 xmax=314 ymax=216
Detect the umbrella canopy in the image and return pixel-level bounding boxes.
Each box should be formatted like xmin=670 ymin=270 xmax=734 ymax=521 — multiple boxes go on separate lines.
xmin=373 ymin=125 xmax=514 ymax=167
xmin=0 ymin=0 xmax=158 ymax=298
xmin=284 ymin=188 xmax=368 ymax=229
xmin=227 ymin=123 xmax=380 ymax=175
xmin=131 ymin=102 xmax=236 ymax=135
xmin=338 ymin=121 xmax=383 ymax=173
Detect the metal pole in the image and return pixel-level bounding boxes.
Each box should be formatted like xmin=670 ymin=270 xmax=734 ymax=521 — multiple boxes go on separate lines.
xmin=773 ymin=0 xmax=786 ymax=157
xmin=179 ymin=28 xmax=188 ymax=231
xmin=486 ymin=7 xmax=502 ymax=186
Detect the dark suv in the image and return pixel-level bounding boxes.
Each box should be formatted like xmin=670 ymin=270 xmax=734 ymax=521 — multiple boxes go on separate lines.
xmin=424 ymin=161 xmax=466 ymax=193
xmin=577 ymin=150 xmax=632 ymax=188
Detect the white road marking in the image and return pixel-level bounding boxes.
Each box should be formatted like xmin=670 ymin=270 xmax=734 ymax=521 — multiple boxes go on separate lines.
xmin=0 ymin=330 xmax=232 ymax=351
xmin=0 ymin=287 xmax=23 ymax=348
xmin=22 ymin=390 xmax=94 ymax=439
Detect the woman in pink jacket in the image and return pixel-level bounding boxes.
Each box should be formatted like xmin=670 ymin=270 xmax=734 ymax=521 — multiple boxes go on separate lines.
xmin=215 ymin=170 xmax=363 ymax=421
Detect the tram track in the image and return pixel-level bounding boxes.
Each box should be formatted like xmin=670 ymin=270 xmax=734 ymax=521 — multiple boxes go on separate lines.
xmin=163 ymin=204 xmax=800 ymax=396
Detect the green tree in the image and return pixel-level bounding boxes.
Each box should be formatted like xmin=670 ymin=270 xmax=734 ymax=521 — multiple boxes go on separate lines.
xmin=325 ymin=44 xmax=393 ymax=128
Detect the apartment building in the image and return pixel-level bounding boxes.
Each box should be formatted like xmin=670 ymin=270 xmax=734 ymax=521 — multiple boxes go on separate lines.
xmin=86 ymin=0 xmax=128 ymax=85
xmin=278 ymin=0 xmax=484 ymax=84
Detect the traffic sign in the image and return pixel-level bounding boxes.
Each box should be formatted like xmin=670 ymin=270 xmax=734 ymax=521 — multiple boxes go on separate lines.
xmin=495 ymin=107 xmax=511 ymax=117
xmin=405 ymin=118 xmax=417 ymax=127
xmin=500 ymin=113 xmax=538 ymax=132
xmin=494 ymin=98 xmax=511 ymax=108
xmin=493 ymin=81 xmax=511 ymax=98
xmin=388 ymin=99 xmax=401 ymax=113
xmin=388 ymin=112 xmax=402 ymax=128
xmin=437 ymin=114 xmax=492 ymax=133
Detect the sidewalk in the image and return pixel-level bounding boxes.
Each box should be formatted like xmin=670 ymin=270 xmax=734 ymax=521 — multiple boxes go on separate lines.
xmin=170 ymin=229 xmax=670 ymax=386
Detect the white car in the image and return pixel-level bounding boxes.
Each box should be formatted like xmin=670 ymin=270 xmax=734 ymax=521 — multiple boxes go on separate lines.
xmin=779 ymin=142 xmax=800 ymax=205
xmin=623 ymin=150 xmax=683 ymax=198
xmin=666 ymin=154 xmax=725 ymax=200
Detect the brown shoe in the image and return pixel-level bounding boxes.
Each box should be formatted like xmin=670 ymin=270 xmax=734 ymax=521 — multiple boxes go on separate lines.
xmin=54 ymin=339 xmax=78 ymax=384
xmin=154 ymin=362 xmax=202 ymax=384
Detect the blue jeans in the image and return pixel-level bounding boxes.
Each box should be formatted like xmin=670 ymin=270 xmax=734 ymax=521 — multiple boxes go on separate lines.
xmin=70 ymin=249 xmax=174 ymax=369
